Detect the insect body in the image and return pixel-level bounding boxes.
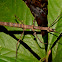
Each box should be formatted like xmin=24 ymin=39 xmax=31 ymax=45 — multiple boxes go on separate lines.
xmin=0 ymin=21 xmax=54 ymax=32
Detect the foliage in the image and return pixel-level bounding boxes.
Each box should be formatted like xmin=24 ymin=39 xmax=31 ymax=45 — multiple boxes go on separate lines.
xmin=0 ymin=0 xmax=62 ymax=62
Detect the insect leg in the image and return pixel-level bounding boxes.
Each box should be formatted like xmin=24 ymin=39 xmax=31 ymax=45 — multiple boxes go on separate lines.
xmin=15 ymin=15 xmax=23 ymax=24
xmin=32 ymin=18 xmax=47 ymax=44
xmin=15 ymin=29 xmax=25 ymax=62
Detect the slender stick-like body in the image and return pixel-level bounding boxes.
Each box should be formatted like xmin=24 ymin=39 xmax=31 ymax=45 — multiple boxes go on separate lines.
xmin=0 ymin=22 xmax=54 ymax=32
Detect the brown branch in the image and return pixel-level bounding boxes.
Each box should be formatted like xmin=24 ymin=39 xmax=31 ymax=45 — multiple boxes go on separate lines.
xmin=0 ymin=21 xmax=54 ymax=32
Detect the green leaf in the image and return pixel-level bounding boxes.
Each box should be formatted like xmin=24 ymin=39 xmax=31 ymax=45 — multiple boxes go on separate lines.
xmin=0 ymin=0 xmax=45 ymax=62
xmin=48 ymin=0 xmax=62 ymax=62
xmin=0 ymin=0 xmax=34 ymax=31
xmin=1 ymin=0 xmax=62 ymax=62
xmin=0 ymin=32 xmax=41 ymax=62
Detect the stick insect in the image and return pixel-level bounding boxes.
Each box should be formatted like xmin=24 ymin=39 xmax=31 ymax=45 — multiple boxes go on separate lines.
xmin=0 ymin=1 xmax=62 ymax=62
xmin=0 ymin=14 xmax=62 ymax=62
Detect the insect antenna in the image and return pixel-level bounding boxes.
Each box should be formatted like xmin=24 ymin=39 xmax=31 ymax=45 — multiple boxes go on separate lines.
xmin=48 ymin=14 xmax=62 ymax=35
xmin=49 ymin=14 xmax=62 ymax=28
